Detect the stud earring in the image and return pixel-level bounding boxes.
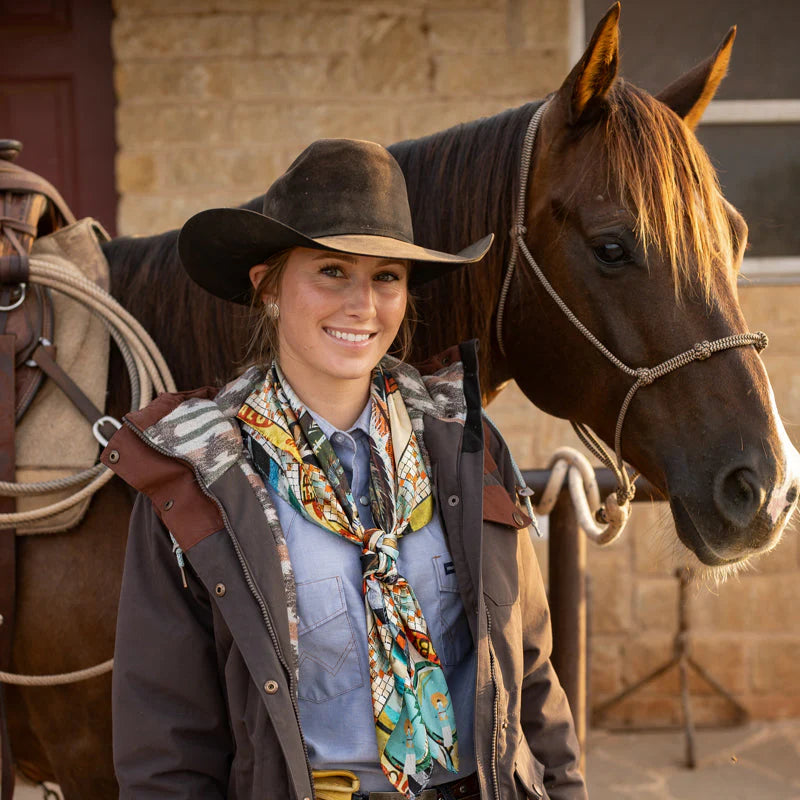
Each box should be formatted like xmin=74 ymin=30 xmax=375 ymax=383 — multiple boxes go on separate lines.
xmin=265 ymin=301 xmax=280 ymax=320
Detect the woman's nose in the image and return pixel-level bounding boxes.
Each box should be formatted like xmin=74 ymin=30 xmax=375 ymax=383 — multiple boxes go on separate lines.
xmin=344 ymin=279 xmax=376 ymax=316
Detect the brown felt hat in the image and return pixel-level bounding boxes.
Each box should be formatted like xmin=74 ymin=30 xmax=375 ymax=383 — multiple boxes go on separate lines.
xmin=178 ymin=138 xmax=494 ymax=304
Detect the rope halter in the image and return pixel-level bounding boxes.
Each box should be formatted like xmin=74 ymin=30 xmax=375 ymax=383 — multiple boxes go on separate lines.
xmin=496 ymin=99 xmax=769 ymax=519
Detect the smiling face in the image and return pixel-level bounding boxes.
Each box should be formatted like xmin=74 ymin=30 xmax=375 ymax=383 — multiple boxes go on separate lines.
xmin=249 ymin=246 xmax=409 ymax=409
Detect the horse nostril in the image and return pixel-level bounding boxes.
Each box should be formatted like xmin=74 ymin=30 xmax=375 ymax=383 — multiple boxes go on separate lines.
xmin=714 ymin=466 xmax=765 ymax=528
xmin=787 ymin=485 xmax=798 ymax=505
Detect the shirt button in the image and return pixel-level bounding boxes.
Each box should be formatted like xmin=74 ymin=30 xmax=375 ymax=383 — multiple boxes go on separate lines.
xmin=264 ymin=679 xmax=279 ymax=694
xmin=332 ymin=432 xmax=345 ymax=443
xmin=359 ymin=495 xmax=369 ymax=506
xmin=448 ymin=495 xmax=460 ymax=507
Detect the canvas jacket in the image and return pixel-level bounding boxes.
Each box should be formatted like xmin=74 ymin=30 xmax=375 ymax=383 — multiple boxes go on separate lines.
xmin=103 ymin=341 xmax=587 ymax=800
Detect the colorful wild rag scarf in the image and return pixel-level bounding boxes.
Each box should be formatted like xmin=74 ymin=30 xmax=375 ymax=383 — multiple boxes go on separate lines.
xmin=237 ymin=362 xmax=458 ymax=797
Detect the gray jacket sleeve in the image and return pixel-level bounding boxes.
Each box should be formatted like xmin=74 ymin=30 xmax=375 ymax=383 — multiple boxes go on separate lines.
xmin=487 ymin=427 xmax=588 ymax=800
xmin=113 ymin=493 xmax=233 ymax=798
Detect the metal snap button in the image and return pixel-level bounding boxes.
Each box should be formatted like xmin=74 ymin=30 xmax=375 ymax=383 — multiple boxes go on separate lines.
xmin=447 ymin=495 xmax=460 ymax=507
xmin=264 ymin=679 xmax=279 ymax=694
xmin=359 ymin=495 xmax=369 ymax=506
xmin=108 ymin=450 xmax=120 ymax=464
xmin=214 ymin=583 xmax=226 ymax=597
xmin=512 ymin=511 xmax=525 ymax=527
xmin=164 ymin=499 xmax=174 ymax=511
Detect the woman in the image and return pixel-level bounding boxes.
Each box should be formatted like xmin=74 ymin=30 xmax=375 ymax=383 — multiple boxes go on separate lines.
xmin=103 ymin=139 xmax=586 ymax=800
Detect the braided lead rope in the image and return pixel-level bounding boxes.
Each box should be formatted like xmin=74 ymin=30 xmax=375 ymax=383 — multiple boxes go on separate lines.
xmin=0 ymin=657 xmax=113 ymax=686
xmin=496 ymin=101 xmax=549 ymax=357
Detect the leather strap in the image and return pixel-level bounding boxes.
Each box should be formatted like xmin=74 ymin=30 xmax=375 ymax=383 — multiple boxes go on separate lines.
xmin=0 ymin=334 xmax=16 ymax=799
xmin=28 ymin=342 xmax=117 ymax=442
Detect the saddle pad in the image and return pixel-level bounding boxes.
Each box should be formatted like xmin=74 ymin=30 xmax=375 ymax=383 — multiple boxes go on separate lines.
xmin=15 ymin=218 xmax=111 ymax=534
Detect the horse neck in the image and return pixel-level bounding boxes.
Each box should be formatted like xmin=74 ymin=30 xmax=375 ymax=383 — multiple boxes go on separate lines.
xmin=389 ymin=101 xmax=540 ymax=396
xmin=104 ymin=231 xmax=250 ymax=409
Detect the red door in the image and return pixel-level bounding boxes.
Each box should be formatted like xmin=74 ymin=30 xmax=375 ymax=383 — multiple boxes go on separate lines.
xmin=0 ymin=0 xmax=117 ymax=234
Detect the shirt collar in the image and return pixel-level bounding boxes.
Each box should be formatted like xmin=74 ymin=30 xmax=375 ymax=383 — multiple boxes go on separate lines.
xmin=310 ymin=397 xmax=372 ymax=442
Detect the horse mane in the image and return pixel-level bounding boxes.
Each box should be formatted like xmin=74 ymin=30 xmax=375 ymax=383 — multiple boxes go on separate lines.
xmin=600 ymin=80 xmax=735 ymax=298
xmin=102 ymin=192 xmax=264 ymax=409
xmin=389 ymin=103 xmax=540 ymax=378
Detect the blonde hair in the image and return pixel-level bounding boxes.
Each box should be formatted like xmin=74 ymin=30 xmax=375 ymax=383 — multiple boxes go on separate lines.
xmin=244 ymin=248 xmax=417 ymax=367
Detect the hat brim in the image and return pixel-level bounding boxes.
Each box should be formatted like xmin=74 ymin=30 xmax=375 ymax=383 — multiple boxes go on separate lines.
xmin=178 ymin=207 xmax=494 ymax=304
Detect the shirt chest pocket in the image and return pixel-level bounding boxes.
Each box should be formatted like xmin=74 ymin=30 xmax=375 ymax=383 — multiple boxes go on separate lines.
xmin=432 ymin=554 xmax=473 ymax=666
xmin=296 ymin=576 xmax=364 ymax=704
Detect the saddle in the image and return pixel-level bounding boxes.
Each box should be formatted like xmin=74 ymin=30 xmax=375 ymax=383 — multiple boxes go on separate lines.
xmin=0 ymin=140 xmax=80 ymax=800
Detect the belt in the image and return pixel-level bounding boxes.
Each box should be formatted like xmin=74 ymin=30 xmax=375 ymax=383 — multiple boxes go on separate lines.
xmin=313 ymin=769 xmax=480 ymax=800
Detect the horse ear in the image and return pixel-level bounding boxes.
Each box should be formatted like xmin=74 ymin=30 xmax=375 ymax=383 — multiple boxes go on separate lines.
xmin=656 ymin=27 xmax=736 ymax=130
xmin=558 ymin=2 xmax=620 ymax=126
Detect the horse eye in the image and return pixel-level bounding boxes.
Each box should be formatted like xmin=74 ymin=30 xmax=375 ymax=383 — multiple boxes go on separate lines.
xmin=593 ymin=242 xmax=630 ymax=266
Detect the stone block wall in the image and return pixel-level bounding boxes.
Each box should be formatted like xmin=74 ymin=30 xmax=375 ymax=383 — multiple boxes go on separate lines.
xmin=113 ymin=0 xmax=570 ymax=236
xmin=112 ymin=0 xmax=800 ymax=726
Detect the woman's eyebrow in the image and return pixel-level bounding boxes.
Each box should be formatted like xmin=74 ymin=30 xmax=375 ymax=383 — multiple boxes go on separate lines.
xmin=310 ymin=252 xmax=406 ymax=268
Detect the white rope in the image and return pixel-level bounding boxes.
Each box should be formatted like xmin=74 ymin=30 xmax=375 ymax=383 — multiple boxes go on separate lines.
xmin=534 ymin=447 xmax=629 ymax=546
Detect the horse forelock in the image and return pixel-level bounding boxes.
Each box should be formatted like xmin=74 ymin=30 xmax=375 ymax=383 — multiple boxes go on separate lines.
xmin=600 ymin=80 xmax=735 ymax=300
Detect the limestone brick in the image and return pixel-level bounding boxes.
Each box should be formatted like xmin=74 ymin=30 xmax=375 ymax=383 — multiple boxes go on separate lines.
xmin=595 ymin=695 xmax=681 ymax=729
xmin=114 ymin=0 xmax=214 ymax=17
xmin=744 ymin=694 xmax=800 ymax=719
xmin=751 ymin=640 xmax=800 ymax=694
xmin=254 ymin=11 xmax=358 ymax=54
xmin=115 ymin=61 xmax=219 ymax=102
xmin=395 ymin=98 xmax=516 ymax=139
xmin=117 ymin=105 xmax=231 ymax=148
xmin=632 ymin=505 xmax=683 ymax=577
xmin=689 ymin=638 xmax=748 ymax=695
xmin=589 ymin=638 xmax=624 ymax=700
xmin=519 ymin=0 xmax=570 ymax=46
xmin=114 ymin=15 xmax=255 ymax=59
xmin=426 ymin=10 xmax=506 ymax=52
xmin=750 ymin=530 xmax=798 ymax=574
xmin=622 ymin=634 xmax=679 ymax=695
xmin=692 ymin=574 xmax=800 ymax=635
xmin=433 ymin=47 xmax=566 ymax=98
xmin=355 ymin=14 xmax=433 ymax=95
xmin=587 ymin=547 xmax=633 ymax=635
xmin=634 ymin=577 xmax=679 ymax=632
xmin=116 ymin=152 xmax=157 ymax=193
xmin=738 ymin=286 xmax=800 ymax=357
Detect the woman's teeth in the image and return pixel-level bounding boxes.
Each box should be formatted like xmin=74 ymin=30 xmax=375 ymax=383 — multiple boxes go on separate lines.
xmin=327 ymin=329 xmax=371 ymax=342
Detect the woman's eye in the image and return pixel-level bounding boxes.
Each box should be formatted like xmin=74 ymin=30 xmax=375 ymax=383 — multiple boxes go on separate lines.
xmin=374 ymin=271 xmax=400 ymax=282
xmin=320 ymin=264 xmax=344 ymax=277
xmin=592 ymin=242 xmax=630 ymax=267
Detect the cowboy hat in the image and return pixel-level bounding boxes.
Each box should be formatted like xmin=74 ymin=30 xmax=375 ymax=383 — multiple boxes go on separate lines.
xmin=178 ymin=138 xmax=493 ymax=303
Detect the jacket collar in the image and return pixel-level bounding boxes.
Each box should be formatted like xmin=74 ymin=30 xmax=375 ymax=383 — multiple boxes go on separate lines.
xmin=123 ymin=344 xmax=477 ymax=486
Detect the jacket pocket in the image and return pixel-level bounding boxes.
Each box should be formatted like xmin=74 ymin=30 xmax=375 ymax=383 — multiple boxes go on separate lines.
xmin=296 ymin=576 xmax=364 ymax=703
xmin=432 ymin=553 xmax=472 ymax=666
xmin=514 ymin=740 xmax=547 ymax=799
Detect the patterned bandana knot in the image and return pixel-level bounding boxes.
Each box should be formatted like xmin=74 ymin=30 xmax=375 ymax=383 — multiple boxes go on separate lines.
xmin=362 ymin=529 xmax=400 ymax=583
xmin=237 ymin=362 xmax=459 ymax=798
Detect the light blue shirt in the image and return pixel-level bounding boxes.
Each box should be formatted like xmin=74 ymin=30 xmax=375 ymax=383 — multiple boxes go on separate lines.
xmin=266 ymin=400 xmax=477 ymax=792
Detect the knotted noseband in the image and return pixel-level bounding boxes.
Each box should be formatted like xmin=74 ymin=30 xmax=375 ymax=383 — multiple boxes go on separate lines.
xmin=496 ymin=100 xmax=768 ymax=512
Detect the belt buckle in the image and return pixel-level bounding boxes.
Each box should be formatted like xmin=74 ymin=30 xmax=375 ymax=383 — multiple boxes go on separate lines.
xmin=312 ymin=769 xmax=361 ymax=800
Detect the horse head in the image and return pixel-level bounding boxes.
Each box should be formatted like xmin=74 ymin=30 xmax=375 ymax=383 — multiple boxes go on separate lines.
xmin=504 ymin=4 xmax=800 ymax=567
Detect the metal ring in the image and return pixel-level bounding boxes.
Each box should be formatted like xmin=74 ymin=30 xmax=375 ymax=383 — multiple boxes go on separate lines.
xmin=92 ymin=415 xmax=122 ymax=447
xmin=0 ymin=282 xmax=26 ymax=311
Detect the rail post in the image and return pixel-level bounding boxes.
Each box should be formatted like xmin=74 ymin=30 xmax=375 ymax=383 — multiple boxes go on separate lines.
xmin=547 ymin=488 xmax=587 ymax=772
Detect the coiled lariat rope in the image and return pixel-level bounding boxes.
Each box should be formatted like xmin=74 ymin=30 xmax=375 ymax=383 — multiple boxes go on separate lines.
xmin=0 ymin=253 xmax=176 ymax=526
xmin=0 ymin=253 xmax=175 ymax=686
xmin=496 ymin=100 xmax=769 ymax=544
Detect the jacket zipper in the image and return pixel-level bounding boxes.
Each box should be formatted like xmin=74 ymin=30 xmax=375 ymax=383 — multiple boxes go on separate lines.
xmin=486 ymin=608 xmax=502 ymax=800
xmin=122 ymin=419 xmax=315 ymax=796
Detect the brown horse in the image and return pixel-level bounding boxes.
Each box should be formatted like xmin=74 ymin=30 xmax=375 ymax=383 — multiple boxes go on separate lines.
xmin=6 ymin=5 xmax=798 ymax=797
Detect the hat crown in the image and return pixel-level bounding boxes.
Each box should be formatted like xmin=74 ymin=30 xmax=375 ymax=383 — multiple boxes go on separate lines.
xmin=262 ymin=139 xmax=415 ymax=244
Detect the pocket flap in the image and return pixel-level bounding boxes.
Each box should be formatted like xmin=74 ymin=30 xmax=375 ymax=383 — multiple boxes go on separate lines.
xmin=296 ymin=576 xmax=346 ymax=634
xmin=515 ymin=742 xmax=546 ymax=799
